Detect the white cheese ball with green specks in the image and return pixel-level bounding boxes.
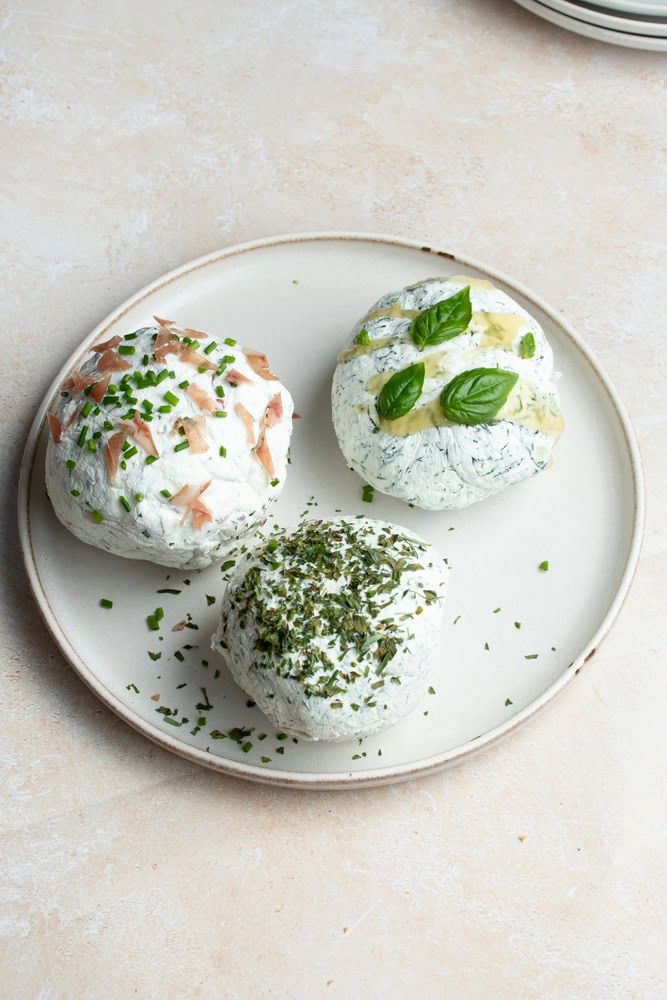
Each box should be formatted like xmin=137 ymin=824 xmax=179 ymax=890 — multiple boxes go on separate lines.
xmin=212 ymin=516 xmax=448 ymax=742
xmin=45 ymin=322 xmax=293 ymax=568
xmin=332 ymin=276 xmax=563 ymax=510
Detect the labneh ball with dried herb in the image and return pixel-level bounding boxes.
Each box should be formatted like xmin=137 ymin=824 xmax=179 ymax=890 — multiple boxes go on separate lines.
xmin=332 ymin=276 xmax=564 ymax=509
xmin=212 ymin=516 xmax=448 ymax=741
xmin=45 ymin=319 xmax=293 ymax=568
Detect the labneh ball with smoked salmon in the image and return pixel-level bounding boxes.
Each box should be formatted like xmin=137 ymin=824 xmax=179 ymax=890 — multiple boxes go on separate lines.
xmin=45 ymin=319 xmax=293 ymax=569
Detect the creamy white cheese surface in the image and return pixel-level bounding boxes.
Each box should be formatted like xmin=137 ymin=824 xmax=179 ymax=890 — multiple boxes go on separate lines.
xmin=332 ymin=276 xmax=563 ymax=510
xmin=45 ymin=323 xmax=293 ymax=568
xmin=212 ymin=516 xmax=448 ymax=742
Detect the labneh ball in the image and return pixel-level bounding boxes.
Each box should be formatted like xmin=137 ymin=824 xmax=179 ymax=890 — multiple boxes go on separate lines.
xmin=45 ymin=319 xmax=293 ymax=568
xmin=332 ymin=276 xmax=564 ymax=510
xmin=212 ymin=517 xmax=448 ymax=742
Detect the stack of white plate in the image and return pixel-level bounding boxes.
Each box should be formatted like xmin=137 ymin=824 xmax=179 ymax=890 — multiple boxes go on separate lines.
xmin=512 ymin=0 xmax=667 ymax=50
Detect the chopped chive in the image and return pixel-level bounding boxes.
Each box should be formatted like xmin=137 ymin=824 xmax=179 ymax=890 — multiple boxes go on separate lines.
xmin=525 ymin=653 xmax=538 ymax=659
xmin=83 ymin=384 xmax=94 ymax=396
xmin=145 ymin=455 xmax=158 ymax=465
xmin=77 ymin=425 xmax=88 ymax=447
xmin=539 ymin=560 xmax=549 ymax=571
xmin=142 ymin=353 xmax=149 ymax=366
xmin=121 ymin=410 xmax=136 ymax=420
xmin=188 ymin=340 xmax=200 ymax=350
xmin=164 ymin=390 xmax=178 ymax=406
xmin=220 ymin=560 xmax=235 ymax=572
xmin=90 ymin=510 xmax=103 ymax=523
xmin=222 ymin=354 xmax=235 ymax=364
xmin=122 ymin=440 xmax=131 ymax=451
xmin=142 ymin=399 xmax=153 ymax=411
xmin=224 ymin=337 xmax=236 ymax=346
xmin=203 ymin=340 xmax=217 ymax=355
xmin=86 ymin=440 xmax=96 ymax=453
xmin=154 ymin=607 xmax=164 ymax=621
xmin=124 ymin=446 xmax=138 ymax=459
xmin=103 ymin=420 xmax=113 ymax=431
xmin=214 ymin=410 xmax=226 ymax=418
xmin=160 ymin=489 xmax=172 ymax=498
xmin=242 ymin=742 xmax=253 ymax=753
xmin=71 ymin=488 xmax=80 ymax=496
xmin=158 ymin=405 xmax=172 ymax=414
xmin=92 ymin=407 xmax=100 ymax=415
xmin=102 ymin=395 xmax=120 ymax=406
xmin=135 ymin=492 xmax=144 ymax=501
xmin=362 ymin=485 xmax=374 ymax=503
xmin=174 ymin=650 xmax=185 ymax=662
xmin=92 ymin=431 xmax=102 ymax=439
xmin=493 ymin=607 xmax=501 ymax=614
xmin=514 ymin=622 xmax=521 ymax=629
xmin=270 ymin=478 xmax=279 ymax=487
xmin=108 ymin=384 xmax=117 ymax=394
xmin=124 ymin=332 xmax=137 ymax=340
xmin=100 ymin=598 xmax=113 ymax=609
xmin=156 ymin=369 xmax=169 ymax=385
xmin=123 ymin=395 xmax=138 ymax=405
xmin=197 ymin=366 xmax=207 ymax=373
xmin=276 ymin=733 xmax=288 ymax=741
xmin=219 ymin=445 xmax=226 ymax=457
xmin=120 ymin=460 xmax=126 ymax=470
xmin=215 ymin=386 xmax=224 ymax=398
xmin=178 ymin=380 xmax=189 ymax=389
xmin=66 ymin=459 xmax=76 ymax=469
xmin=142 ymin=413 xmax=153 ymax=422
xmin=119 ymin=496 xmax=131 ymax=512
xmin=174 ymin=440 xmax=189 ymax=452
xmin=147 ymin=615 xmax=159 ymax=631
xmin=81 ymin=400 xmax=93 ymax=417
xmin=118 ymin=345 xmax=135 ymax=355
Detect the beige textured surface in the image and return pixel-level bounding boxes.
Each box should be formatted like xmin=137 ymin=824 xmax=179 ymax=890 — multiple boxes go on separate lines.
xmin=2 ymin=1 xmax=665 ymax=997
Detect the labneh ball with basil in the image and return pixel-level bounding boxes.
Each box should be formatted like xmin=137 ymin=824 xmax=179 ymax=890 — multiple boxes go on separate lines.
xmin=212 ymin=517 xmax=448 ymax=741
xmin=332 ymin=276 xmax=564 ymax=509
xmin=45 ymin=319 xmax=293 ymax=568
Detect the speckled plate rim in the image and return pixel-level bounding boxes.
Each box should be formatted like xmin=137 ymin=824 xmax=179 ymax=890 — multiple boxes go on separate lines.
xmin=17 ymin=232 xmax=645 ymax=789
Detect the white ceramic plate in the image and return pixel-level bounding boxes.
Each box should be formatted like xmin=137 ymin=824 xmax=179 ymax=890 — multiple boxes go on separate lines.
xmin=512 ymin=0 xmax=667 ymax=46
xmin=540 ymin=0 xmax=667 ymax=33
xmin=590 ymin=0 xmax=667 ymax=13
xmin=18 ymin=233 xmax=644 ymax=789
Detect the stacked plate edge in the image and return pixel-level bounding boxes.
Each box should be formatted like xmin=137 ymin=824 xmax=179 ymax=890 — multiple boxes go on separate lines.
xmin=512 ymin=0 xmax=667 ymax=48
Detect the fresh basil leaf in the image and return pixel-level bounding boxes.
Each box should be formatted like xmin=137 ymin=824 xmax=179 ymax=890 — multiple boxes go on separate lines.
xmin=439 ymin=367 xmax=518 ymax=425
xmin=354 ymin=327 xmax=370 ymax=346
xmin=376 ymin=363 xmax=425 ymax=421
xmin=410 ymin=286 xmax=472 ymax=349
xmin=519 ymin=332 xmax=535 ymax=359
